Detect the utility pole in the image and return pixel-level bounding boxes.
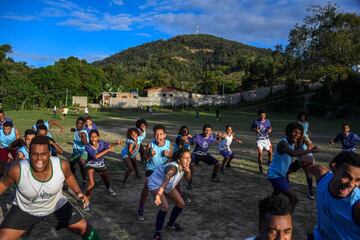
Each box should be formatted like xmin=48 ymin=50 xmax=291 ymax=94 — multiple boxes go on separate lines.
xmin=65 ymin=88 xmax=68 ymax=107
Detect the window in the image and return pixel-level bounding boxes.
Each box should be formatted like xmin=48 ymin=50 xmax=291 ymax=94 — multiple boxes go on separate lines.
xmin=162 ymin=94 xmax=166 ymax=97
xmin=121 ymin=96 xmax=127 ymax=99
xmin=170 ymin=94 xmax=173 ymax=97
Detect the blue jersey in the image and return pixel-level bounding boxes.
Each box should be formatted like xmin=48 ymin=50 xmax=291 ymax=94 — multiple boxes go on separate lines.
xmin=0 ymin=128 xmax=16 ymax=148
xmin=17 ymin=145 xmax=29 ymax=160
xmin=251 ymin=119 xmax=271 ymax=140
xmin=72 ymin=129 xmax=89 ymax=155
xmin=0 ymin=117 xmax=12 ymax=129
xmin=314 ymin=172 xmax=360 ymax=240
xmin=121 ymin=139 xmax=139 ymax=159
xmin=193 ymin=134 xmax=216 ymax=155
xmin=137 ymin=129 xmax=146 ymax=144
xmin=334 ymin=132 xmax=360 ymax=151
xmin=173 ymin=135 xmax=193 ymax=153
xmin=298 ymin=121 xmax=309 ymax=138
xmin=268 ymin=138 xmax=294 ymax=178
xmin=33 ymin=121 xmax=52 ymax=138
xmin=146 ymin=139 xmax=171 ymax=171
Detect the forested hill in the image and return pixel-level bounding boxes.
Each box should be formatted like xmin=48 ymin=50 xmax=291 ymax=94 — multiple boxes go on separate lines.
xmin=94 ymin=34 xmax=277 ymax=94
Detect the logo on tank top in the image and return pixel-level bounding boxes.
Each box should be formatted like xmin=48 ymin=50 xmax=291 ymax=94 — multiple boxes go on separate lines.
xmin=39 ymin=190 xmax=53 ymax=200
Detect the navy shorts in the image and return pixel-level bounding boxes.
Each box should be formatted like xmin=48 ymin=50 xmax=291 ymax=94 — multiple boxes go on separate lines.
xmin=192 ymin=153 xmax=219 ymax=165
xmin=220 ymin=150 xmax=235 ymax=159
xmin=268 ymin=177 xmax=290 ymax=192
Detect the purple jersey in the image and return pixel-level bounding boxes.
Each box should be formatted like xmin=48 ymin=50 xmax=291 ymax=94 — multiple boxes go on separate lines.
xmin=85 ymin=140 xmax=110 ymax=163
xmin=84 ymin=123 xmax=98 ymax=136
xmin=193 ymin=133 xmax=216 ymax=155
xmin=334 ymin=132 xmax=360 ymax=151
xmin=251 ymin=119 xmax=271 ymax=139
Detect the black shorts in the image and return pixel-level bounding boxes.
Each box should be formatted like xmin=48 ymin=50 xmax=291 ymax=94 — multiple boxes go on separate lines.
xmin=288 ymin=160 xmax=301 ymax=173
xmin=192 ymin=153 xmax=219 ymax=165
xmin=145 ymin=170 xmax=154 ymax=177
xmin=0 ymin=202 xmax=83 ymax=232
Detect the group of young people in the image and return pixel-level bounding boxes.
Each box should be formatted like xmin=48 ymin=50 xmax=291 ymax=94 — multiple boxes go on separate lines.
xmin=0 ymin=108 xmax=360 ymax=239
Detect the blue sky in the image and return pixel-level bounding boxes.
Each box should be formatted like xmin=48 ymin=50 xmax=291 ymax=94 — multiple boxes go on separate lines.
xmin=1 ymin=0 xmax=359 ymax=67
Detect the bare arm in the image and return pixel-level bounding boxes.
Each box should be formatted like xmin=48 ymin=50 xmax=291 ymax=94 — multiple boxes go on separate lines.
xmin=50 ymin=140 xmax=63 ymax=155
xmin=278 ymin=140 xmax=319 ymax=157
xmin=306 ymin=164 xmax=329 ymax=182
xmin=61 ymin=160 xmax=88 ymax=207
xmin=154 ymin=167 xmax=177 ymax=205
xmin=95 ymin=145 xmax=114 ymax=159
xmin=0 ymin=164 xmax=20 ymax=195
xmin=48 ymin=120 xmax=64 ymax=133
xmin=80 ymin=132 xmax=88 ymax=145
xmin=128 ymin=142 xmax=139 ymax=156
xmin=15 ymin=129 xmax=20 ymax=140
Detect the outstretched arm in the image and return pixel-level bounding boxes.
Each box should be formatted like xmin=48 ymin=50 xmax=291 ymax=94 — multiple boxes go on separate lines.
xmin=278 ymin=140 xmax=319 ymax=157
xmin=48 ymin=120 xmax=64 ymax=133
xmin=61 ymin=160 xmax=88 ymax=208
xmin=80 ymin=132 xmax=88 ymax=145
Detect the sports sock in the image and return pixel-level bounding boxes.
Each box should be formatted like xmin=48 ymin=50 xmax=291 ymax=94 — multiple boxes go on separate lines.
xmin=167 ymin=206 xmax=183 ymax=226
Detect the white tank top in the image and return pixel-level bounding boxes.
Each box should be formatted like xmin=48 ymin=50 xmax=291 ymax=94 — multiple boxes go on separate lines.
xmin=148 ymin=162 xmax=184 ymax=193
xmin=14 ymin=157 xmax=68 ymax=216
xmin=218 ymin=134 xmax=233 ymax=152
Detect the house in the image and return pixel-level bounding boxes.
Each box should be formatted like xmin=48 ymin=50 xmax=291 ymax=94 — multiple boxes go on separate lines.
xmin=144 ymin=86 xmax=192 ymax=98
xmin=101 ymin=91 xmax=138 ymax=106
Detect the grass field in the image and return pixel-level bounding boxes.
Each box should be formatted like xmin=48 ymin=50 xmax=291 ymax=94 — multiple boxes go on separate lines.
xmin=1 ymin=107 xmax=358 ymax=239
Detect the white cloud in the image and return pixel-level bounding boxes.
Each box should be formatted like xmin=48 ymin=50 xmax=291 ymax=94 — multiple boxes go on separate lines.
xmin=2 ymin=13 xmax=39 ymax=21
xmin=110 ymin=0 xmax=125 ymax=6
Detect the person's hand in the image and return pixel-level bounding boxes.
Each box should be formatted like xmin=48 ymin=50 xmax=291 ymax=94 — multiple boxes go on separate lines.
xmin=109 ymin=145 xmax=115 ymax=151
xmin=187 ymin=134 xmax=193 ymax=138
xmin=154 ymin=194 xmax=161 ymax=206
xmin=329 ymin=139 xmax=334 ymax=145
xmin=237 ymin=140 xmax=242 ymax=144
xmin=78 ymin=193 xmax=89 ymax=209
xmin=151 ymin=148 xmax=156 ymax=156
xmin=163 ymin=150 xmax=170 ymax=157
xmin=256 ymin=127 xmax=260 ymax=133
xmin=311 ymin=146 xmax=320 ymax=153
xmin=184 ymin=166 xmax=191 ymax=174
xmin=301 ymin=155 xmax=314 ymax=168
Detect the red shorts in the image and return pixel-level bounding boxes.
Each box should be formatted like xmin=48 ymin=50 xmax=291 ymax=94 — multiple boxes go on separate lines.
xmin=0 ymin=148 xmax=17 ymax=162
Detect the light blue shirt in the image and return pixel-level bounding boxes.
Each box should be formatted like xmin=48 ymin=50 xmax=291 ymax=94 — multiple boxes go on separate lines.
xmin=33 ymin=121 xmax=52 ymax=138
xmin=121 ymin=139 xmax=139 ymax=159
xmin=137 ymin=129 xmax=146 ymax=144
xmin=268 ymin=138 xmax=294 ymax=178
xmin=17 ymin=146 xmax=29 ymax=160
xmin=146 ymin=139 xmax=171 ymax=171
xmin=314 ymin=172 xmax=360 ymax=240
xmin=0 ymin=128 xmax=16 ymax=148
xmin=72 ymin=129 xmax=89 ymax=155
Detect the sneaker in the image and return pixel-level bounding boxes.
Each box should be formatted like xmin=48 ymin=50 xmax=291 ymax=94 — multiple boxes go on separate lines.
xmin=185 ymin=182 xmax=193 ymax=190
xmin=137 ymin=210 xmax=145 ymax=221
xmin=307 ymin=191 xmax=315 ymax=200
xmin=166 ymin=223 xmax=184 ymax=231
xmin=107 ymin=187 xmax=117 ymax=196
xmin=211 ymin=176 xmax=220 ymax=182
xmin=186 ymin=198 xmax=192 ymax=204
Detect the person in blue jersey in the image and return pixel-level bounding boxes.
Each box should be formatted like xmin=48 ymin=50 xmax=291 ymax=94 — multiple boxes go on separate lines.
xmin=173 ymin=126 xmax=193 ymax=154
xmin=36 ymin=124 xmax=63 ymax=157
xmin=267 ymin=122 xmax=319 ymax=210
xmin=0 ymin=136 xmax=100 ymax=240
xmin=148 ymin=149 xmax=192 ymax=240
xmin=122 ymin=128 xmax=141 ymax=184
xmin=0 ymin=109 xmax=12 ymax=129
xmin=137 ymin=124 xmax=172 ymax=221
xmin=330 ymin=123 xmax=360 ymax=152
xmin=70 ymin=117 xmax=89 ymax=188
xmin=187 ymin=124 xmax=222 ymax=188
xmin=306 ymin=151 xmax=360 ymax=240
xmin=135 ymin=118 xmax=148 ymax=164
xmin=0 ymin=121 xmax=20 ymax=176
xmin=245 ymin=194 xmax=293 ymax=240
xmin=16 ymin=129 xmax=37 ymax=161
xmin=85 ymin=130 xmax=121 ymax=205
xmin=287 ymin=112 xmax=316 ymax=200
xmin=32 ymin=119 xmax=64 ymax=138
xmin=218 ymin=125 xmax=242 ymax=173
xmin=84 ymin=117 xmax=97 ymax=136
xmin=251 ymin=109 xmax=273 ymax=174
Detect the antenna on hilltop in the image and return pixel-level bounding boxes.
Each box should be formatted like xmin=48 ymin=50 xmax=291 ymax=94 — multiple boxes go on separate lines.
xmin=196 ymin=25 xmax=199 ymax=34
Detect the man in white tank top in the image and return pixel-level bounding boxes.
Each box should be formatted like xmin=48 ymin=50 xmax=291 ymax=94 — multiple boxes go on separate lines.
xmin=0 ymin=136 xmax=100 ymax=240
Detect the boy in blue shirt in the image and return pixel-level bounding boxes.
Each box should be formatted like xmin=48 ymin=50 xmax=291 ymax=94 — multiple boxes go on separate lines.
xmin=307 ymin=151 xmax=360 ymax=240
xmin=267 ymin=122 xmax=319 ymax=210
xmin=251 ymin=109 xmax=273 ymax=174
xmin=330 ymin=123 xmax=360 ymax=152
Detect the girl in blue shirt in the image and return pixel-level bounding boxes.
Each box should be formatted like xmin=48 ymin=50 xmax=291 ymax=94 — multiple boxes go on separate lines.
xmin=121 ymin=128 xmax=141 ymax=184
